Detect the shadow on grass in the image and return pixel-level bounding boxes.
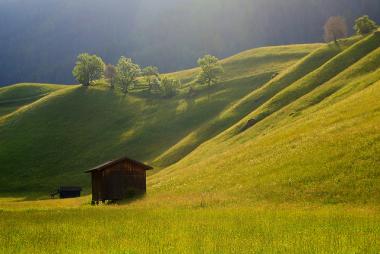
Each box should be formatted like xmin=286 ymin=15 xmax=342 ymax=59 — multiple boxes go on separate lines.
xmin=0 ymin=190 xmax=92 ymax=202
xmin=100 ymin=193 xmax=146 ymax=206
xmin=0 ymin=192 xmax=52 ymax=202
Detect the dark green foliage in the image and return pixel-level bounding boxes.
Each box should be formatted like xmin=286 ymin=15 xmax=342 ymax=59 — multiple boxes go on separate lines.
xmin=354 ymin=15 xmax=378 ymax=35
xmin=160 ymin=77 xmax=178 ymax=98
xmin=143 ymin=66 xmax=159 ymax=77
xmin=197 ymin=55 xmax=224 ymax=88
xmin=72 ymin=54 xmax=105 ymax=86
xmin=187 ymin=86 xmax=197 ymax=98
xmin=143 ymin=66 xmax=161 ymax=93
xmin=115 ymin=57 xmax=141 ymax=94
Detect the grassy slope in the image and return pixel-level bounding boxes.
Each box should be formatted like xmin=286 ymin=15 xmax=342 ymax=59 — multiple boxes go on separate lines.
xmin=167 ymin=44 xmax=320 ymax=85
xmin=150 ymin=80 xmax=380 ymax=204
xmin=0 ymin=83 xmax=67 ymax=117
xmin=230 ymin=33 xmax=380 ymax=135
xmin=150 ymin=32 xmax=380 ymax=205
xmin=0 ymin=44 xmax=317 ymax=194
xmin=154 ymin=39 xmax=359 ymax=166
xmin=0 ymin=34 xmax=378 ymax=201
xmin=1 ymin=35 xmax=380 ymax=253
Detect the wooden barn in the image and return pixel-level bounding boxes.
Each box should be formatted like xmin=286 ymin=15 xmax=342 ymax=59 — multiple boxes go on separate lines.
xmin=85 ymin=156 xmax=153 ymax=203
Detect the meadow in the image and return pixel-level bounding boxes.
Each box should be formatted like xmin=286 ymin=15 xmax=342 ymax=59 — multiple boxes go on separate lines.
xmin=1 ymin=201 xmax=379 ymax=254
xmin=0 ymin=43 xmax=318 ymax=193
xmin=0 ymin=32 xmax=380 ymax=253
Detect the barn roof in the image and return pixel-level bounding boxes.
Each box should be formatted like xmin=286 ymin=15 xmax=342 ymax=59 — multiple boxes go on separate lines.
xmin=85 ymin=156 xmax=153 ymax=173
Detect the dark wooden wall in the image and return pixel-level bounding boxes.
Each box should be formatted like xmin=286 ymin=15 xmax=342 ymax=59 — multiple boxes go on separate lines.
xmin=91 ymin=160 xmax=147 ymax=202
xmin=91 ymin=171 xmax=103 ymax=202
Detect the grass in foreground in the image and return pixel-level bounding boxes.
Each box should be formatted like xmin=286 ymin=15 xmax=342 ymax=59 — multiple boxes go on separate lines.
xmin=0 ymin=204 xmax=379 ymax=254
xmin=0 ymin=36 xmax=379 ymax=253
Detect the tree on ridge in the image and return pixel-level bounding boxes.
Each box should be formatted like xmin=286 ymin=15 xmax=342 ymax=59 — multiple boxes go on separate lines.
xmin=143 ymin=66 xmax=161 ymax=93
xmin=115 ymin=57 xmax=141 ymax=94
xmin=354 ymin=15 xmax=378 ymax=35
xmin=72 ymin=53 xmax=105 ymax=86
xmin=197 ymin=54 xmax=224 ymax=88
xmin=324 ymin=16 xmax=348 ymax=45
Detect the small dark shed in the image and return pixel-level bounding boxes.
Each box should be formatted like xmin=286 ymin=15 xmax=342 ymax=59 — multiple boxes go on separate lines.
xmin=51 ymin=186 xmax=82 ymax=199
xmin=85 ymin=156 xmax=153 ymax=203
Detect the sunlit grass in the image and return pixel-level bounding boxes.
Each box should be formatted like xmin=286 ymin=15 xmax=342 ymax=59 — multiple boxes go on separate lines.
xmin=150 ymin=34 xmax=380 ymax=205
xmin=0 ymin=44 xmax=316 ymax=194
xmin=0 ymin=204 xmax=379 ymax=254
xmin=0 ymin=83 xmax=68 ymax=117
xmin=236 ymin=32 xmax=380 ymax=133
xmin=1 ymin=36 xmax=380 ymax=253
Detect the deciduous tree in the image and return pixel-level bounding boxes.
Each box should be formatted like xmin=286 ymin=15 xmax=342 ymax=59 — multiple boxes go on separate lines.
xmin=143 ymin=66 xmax=160 ymax=92
xmin=324 ymin=16 xmax=348 ymax=45
xmin=160 ymin=77 xmax=178 ymax=98
xmin=115 ymin=57 xmax=141 ymax=94
xmin=197 ymin=55 xmax=224 ymax=88
xmin=72 ymin=53 xmax=105 ymax=86
xmin=354 ymin=15 xmax=378 ymax=35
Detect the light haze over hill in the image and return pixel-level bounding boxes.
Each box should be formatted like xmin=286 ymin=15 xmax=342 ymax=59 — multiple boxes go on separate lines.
xmin=0 ymin=0 xmax=379 ymax=85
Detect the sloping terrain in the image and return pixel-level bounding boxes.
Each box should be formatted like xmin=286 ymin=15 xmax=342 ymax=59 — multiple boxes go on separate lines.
xmin=0 ymin=33 xmax=380 ymax=254
xmin=150 ymin=31 xmax=380 ymax=205
xmin=154 ymin=38 xmax=359 ymax=166
xmin=0 ymin=44 xmax=318 ymax=194
xmin=0 ymin=83 xmax=67 ymax=117
xmin=0 ymin=32 xmax=379 ymax=203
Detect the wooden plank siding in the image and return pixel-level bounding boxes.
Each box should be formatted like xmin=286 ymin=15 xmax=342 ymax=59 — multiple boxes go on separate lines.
xmin=91 ymin=172 xmax=103 ymax=201
xmin=86 ymin=157 xmax=152 ymax=202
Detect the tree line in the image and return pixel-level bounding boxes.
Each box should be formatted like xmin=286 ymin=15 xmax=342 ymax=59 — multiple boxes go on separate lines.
xmin=72 ymin=15 xmax=377 ymax=97
xmin=2 ymin=0 xmax=380 ymax=86
xmin=324 ymin=15 xmax=378 ymax=45
xmin=72 ymin=53 xmax=223 ymax=98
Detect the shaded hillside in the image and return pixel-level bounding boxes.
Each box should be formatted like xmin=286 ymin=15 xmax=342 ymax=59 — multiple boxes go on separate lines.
xmin=1 ymin=33 xmax=379 ymax=204
xmin=0 ymin=44 xmax=315 ymax=194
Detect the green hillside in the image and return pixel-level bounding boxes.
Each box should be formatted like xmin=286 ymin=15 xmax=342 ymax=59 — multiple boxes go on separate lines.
xmin=0 ymin=44 xmax=318 ymax=194
xmin=0 ymin=32 xmax=379 ymax=202
xmin=151 ymin=79 xmax=380 ymax=204
xmin=154 ymin=38 xmax=360 ymax=166
xmin=150 ymin=33 xmax=380 ymax=204
xmin=0 ymin=83 xmax=67 ymax=117
xmin=1 ymin=33 xmax=380 ymax=253
xmin=150 ymin=31 xmax=380 ymax=205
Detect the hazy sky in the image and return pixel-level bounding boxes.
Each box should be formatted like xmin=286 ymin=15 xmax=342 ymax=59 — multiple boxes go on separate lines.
xmin=0 ymin=0 xmax=379 ymax=85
